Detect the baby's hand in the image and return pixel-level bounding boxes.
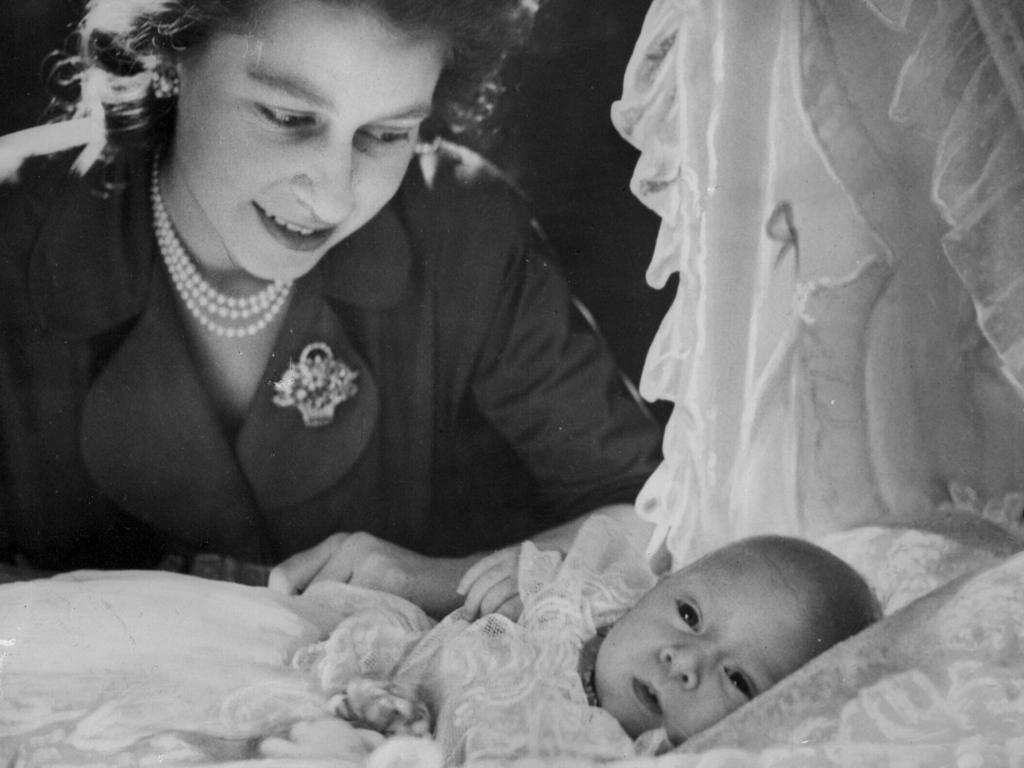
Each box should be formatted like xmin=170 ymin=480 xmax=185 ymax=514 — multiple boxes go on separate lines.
xmin=330 ymin=677 xmax=431 ymax=737
xmin=457 ymin=546 xmax=523 ymax=620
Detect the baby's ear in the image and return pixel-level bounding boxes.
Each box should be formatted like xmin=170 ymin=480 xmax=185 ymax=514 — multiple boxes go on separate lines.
xmin=0 ymin=120 xmax=96 ymax=184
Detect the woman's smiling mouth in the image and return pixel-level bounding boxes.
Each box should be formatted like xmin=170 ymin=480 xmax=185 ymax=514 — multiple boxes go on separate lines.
xmin=633 ymin=677 xmax=661 ymax=715
xmin=254 ymin=203 xmax=335 ymax=252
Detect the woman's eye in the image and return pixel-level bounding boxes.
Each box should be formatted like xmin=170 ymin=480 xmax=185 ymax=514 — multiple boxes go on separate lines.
xmin=359 ymin=127 xmax=414 ymax=146
xmin=676 ymin=601 xmax=699 ymax=628
xmin=727 ymin=670 xmax=753 ymax=699
xmin=257 ymin=106 xmax=315 ymax=129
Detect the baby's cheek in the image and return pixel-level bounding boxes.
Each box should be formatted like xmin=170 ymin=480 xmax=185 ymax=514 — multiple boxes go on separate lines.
xmin=662 ymin=689 xmax=741 ymax=745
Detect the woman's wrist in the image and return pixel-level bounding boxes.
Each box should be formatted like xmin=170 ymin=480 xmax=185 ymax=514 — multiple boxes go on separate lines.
xmin=413 ymin=554 xmax=486 ymax=618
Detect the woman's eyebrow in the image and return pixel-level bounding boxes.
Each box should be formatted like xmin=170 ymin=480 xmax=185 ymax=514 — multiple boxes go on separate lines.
xmin=246 ymin=64 xmax=335 ymax=109
xmin=244 ymin=63 xmax=433 ymax=120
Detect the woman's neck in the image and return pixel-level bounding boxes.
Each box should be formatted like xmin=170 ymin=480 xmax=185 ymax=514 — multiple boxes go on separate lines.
xmin=159 ymin=154 xmax=266 ymax=293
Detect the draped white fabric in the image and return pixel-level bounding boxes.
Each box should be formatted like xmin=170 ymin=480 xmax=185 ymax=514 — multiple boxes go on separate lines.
xmin=614 ymin=0 xmax=1024 ymax=569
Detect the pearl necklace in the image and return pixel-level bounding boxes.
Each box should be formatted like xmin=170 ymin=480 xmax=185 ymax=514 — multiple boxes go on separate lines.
xmin=149 ymin=161 xmax=293 ymax=338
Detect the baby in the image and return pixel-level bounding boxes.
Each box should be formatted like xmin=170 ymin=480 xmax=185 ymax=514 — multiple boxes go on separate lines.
xmin=590 ymin=533 xmax=879 ymax=745
xmin=284 ymin=517 xmax=879 ymax=761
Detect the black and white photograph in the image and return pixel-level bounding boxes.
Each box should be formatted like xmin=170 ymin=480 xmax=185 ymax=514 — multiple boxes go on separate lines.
xmin=2 ymin=1 xmax=1024 ymax=765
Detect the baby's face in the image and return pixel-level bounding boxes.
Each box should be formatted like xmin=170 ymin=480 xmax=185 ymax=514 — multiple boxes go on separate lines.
xmin=594 ymin=541 xmax=823 ymax=744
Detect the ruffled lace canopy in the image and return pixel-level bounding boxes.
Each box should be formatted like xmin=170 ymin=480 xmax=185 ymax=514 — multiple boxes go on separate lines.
xmin=613 ymin=0 xmax=1024 ymax=568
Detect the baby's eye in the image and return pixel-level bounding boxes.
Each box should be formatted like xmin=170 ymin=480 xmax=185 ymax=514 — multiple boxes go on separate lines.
xmin=676 ymin=601 xmax=699 ymax=629
xmin=726 ymin=669 xmax=753 ymax=699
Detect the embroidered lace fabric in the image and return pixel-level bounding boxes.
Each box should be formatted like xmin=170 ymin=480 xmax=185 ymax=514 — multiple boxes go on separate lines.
xmin=293 ymin=516 xmax=660 ymax=765
xmin=0 ymin=519 xmax=658 ymax=767
xmin=814 ymin=508 xmax=1021 ymax=615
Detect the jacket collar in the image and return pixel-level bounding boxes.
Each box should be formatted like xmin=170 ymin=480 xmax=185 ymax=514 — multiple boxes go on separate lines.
xmin=29 ymin=150 xmax=415 ymax=339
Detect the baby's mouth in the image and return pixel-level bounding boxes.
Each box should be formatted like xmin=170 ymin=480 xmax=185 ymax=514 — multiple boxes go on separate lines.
xmin=633 ymin=677 xmax=661 ymax=715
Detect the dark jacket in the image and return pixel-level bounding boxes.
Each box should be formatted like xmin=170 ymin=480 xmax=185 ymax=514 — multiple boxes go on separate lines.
xmin=0 ymin=144 xmax=661 ymax=571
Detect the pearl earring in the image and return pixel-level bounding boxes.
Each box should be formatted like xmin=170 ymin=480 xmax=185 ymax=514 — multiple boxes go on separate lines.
xmin=152 ymin=66 xmax=181 ymax=99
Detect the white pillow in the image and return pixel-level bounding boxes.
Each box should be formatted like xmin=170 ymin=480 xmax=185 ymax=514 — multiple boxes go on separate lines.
xmin=815 ymin=509 xmax=1021 ymax=614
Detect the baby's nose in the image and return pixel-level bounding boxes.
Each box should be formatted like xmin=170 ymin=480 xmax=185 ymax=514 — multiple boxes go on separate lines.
xmin=659 ymin=645 xmax=701 ymax=689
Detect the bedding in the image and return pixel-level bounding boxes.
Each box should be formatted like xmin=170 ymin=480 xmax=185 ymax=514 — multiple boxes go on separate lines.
xmin=815 ymin=506 xmax=1023 ymax=614
xmin=678 ymin=535 xmax=1024 ymax=765
xmin=0 ymin=517 xmax=658 ymax=767
xmin=0 ymin=571 xmax=407 ymax=766
xmin=2 ymin=516 xmax=1021 ymax=767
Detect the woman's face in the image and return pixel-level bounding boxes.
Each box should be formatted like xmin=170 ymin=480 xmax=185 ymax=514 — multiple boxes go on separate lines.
xmin=162 ymin=0 xmax=448 ymax=282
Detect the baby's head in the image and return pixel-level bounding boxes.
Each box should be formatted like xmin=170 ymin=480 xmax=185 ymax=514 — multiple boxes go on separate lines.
xmin=594 ymin=535 xmax=879 ymax=745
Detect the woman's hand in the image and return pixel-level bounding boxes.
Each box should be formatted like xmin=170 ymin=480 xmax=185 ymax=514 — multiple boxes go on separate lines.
xmin=456 ymin=546 xmax=522 ymax=621
xmin=268 ymin=508 xmax=651 ymax=621
xmin=267 ymin=532 xmax=472 ymax=618
xmin=455 ymin=505 xmax=655 ymax=621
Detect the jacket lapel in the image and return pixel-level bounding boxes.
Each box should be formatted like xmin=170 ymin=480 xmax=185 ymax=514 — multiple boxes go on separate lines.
xmin=235 ymin=202 xmax=414 ymax=511
xmin=236 ymin=271 xmax=380 ymax=510
xmin=79 ymin=269 xmax=267 ymax=557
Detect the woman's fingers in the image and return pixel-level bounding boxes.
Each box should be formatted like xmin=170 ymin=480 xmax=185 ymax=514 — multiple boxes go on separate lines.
xmin=457 ymin=549 xmax=508 ymax=595
xmin=493 ymin=594 xmax=523 ymax=621
xmin=458 ymin=548 xmax=519 ymax=618
xmin=460 ymin=569 xmax=508 ymax=618
xmin=267 ymin=533 xmax=349 ymax=594
xmin=476 ymin=577 xmax=518 ymax=617
xmin=457 ymin=547 xmax=517 ymax=595
xmin=466 ymin=577 xmax=523 ymax=620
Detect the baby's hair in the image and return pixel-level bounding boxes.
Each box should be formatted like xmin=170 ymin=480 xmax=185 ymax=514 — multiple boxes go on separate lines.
xmin=727 ymin=535 xmax=880 ymax=651
xmin=53 ymin=0 xmax=539 ymax=171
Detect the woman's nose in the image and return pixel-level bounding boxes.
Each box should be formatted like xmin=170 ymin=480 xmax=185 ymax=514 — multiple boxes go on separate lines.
xmin=291 ymin=150 xmax=355 ymax=225
xmin=660 ymin=644 xmax=702 ymax=690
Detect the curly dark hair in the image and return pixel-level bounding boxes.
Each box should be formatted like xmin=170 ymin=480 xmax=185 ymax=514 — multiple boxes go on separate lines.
xmin=62 ymin=0 xmax=537 ymax=166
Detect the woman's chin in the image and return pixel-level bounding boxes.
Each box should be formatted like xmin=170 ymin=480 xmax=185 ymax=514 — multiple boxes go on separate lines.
xmin=232 ymin=246 xmax=326 ymax=284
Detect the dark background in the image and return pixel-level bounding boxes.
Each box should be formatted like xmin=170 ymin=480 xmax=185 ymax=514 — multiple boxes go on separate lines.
xmin=0 ymin=0 xmax=670 ymax=417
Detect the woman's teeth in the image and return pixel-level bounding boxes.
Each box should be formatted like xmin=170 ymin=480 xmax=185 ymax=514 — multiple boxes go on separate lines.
xmin=269 ymin=213 xmax=317 ymax=236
